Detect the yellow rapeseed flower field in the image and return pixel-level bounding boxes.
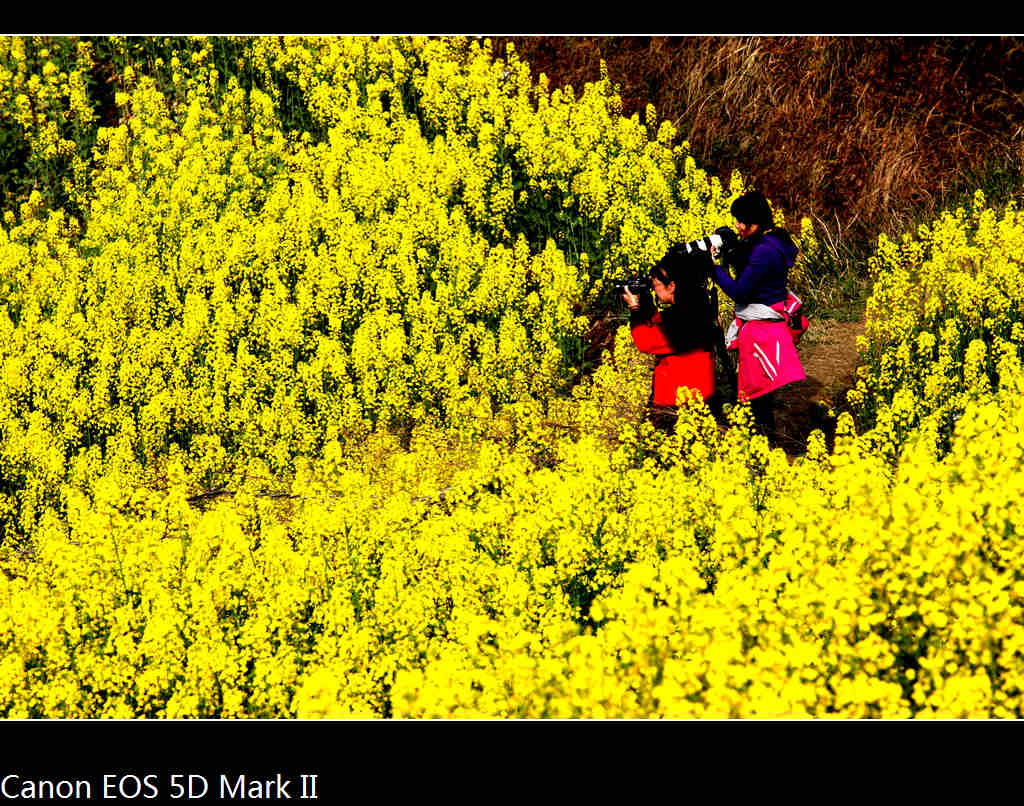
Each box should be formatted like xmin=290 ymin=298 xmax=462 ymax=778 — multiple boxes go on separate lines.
xmin=0 ymin=35 xmax=1021 ymax=718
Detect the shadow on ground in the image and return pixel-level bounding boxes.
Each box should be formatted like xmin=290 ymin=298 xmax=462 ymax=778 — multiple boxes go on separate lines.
xmin=773 ymin=318 xmax=866 ymax=457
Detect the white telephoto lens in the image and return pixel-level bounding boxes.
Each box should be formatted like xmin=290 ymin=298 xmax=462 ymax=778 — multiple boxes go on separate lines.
xmin=685 ymin=233 xmax=724 ymax=253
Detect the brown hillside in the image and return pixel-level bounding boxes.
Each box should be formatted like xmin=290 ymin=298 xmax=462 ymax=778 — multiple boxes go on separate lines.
xmin=498 ymin=37 xmax=1024 ymax=238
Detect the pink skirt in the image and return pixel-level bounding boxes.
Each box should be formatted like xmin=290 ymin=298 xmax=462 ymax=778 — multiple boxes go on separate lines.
xmin=734 ymin=318 xmax=805 ymax=400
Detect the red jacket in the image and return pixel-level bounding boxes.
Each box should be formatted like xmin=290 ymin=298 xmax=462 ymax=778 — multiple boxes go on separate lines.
xmin=631 ymin=311 xmax=715 ymax=406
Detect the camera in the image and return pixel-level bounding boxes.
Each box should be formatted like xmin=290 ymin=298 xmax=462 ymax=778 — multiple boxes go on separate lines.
xmin=683 ymin=226 xmax=738 ymax=259
xmin=616 ymin=271 xmax=656 ymax=319
xmin=616 ymin=272 xmax=652 ymax=297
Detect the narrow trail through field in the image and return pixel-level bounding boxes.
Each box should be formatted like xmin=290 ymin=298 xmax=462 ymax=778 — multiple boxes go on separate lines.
xmin=774 ymin=316 xmax=866 ymax=456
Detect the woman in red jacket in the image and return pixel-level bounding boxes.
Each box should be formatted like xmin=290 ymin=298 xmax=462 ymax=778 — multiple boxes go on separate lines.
xmin=621 ymin=248 xmax=719 ymax=432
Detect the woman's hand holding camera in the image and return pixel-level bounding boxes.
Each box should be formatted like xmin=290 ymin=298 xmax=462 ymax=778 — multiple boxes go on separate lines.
xmin=622 ymin=287 xmax=640 ymax=311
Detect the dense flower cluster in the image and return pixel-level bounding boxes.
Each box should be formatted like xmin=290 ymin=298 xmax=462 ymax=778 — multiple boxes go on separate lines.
xmin=4 ymin=379 xmax=1024 ymax=718
xmin=0 ymin=38 xmax=94 ymax=213
xmin=2 ymin=36 xmax=1020 ymax=719
xmin=0 ymin=36 xmax=772 ymax=538
xmin=850 ymin=191 xmax=1024 ymax=462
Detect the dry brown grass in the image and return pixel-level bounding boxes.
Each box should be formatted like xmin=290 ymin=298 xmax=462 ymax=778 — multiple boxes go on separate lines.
xmin=497 ymin=36 xmax=1024 ymax=239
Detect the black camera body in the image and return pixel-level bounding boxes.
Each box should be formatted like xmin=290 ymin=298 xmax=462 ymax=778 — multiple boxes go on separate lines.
xmin=615 ymin=272 xmax=656 ymax=320
xmin=616 ymin=272 xmax=652 ymax=297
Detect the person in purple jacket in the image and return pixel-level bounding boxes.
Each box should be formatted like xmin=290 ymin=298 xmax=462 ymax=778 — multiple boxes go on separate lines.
xmin=711 ymin=190 xmax=805 ymax=442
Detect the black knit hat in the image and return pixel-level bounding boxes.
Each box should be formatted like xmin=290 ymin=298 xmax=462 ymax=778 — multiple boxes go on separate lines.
xmin=731 ymin=191 xmax=774 ymax=229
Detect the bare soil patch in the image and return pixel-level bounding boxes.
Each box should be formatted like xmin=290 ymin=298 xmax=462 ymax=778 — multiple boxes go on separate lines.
xmin=774 ymin=317 xmax=866 ymax=455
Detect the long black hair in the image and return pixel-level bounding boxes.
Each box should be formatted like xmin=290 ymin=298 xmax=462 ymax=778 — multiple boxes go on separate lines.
xmin=650 ymin=246 xmax=719 ymax=355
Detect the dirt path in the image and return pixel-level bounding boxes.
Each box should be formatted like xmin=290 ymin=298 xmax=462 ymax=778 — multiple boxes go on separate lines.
xmin=773 ymin=317 xmax=866 ymax=455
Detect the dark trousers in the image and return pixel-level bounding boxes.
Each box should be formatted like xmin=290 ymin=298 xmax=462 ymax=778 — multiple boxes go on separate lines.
xmin=750 ymin=390 xmax=776 ymax=441
xmin=649 ymin=405 xmax=678 ymax=435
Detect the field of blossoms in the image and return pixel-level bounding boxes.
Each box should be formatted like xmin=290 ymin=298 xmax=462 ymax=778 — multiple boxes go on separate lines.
xmin=0 ymin=35 xmax=1023 ymax=718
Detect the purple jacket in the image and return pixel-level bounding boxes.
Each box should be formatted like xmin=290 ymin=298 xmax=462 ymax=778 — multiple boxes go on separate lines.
xmin=713 ymin=229 xmax=798 ymax=307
